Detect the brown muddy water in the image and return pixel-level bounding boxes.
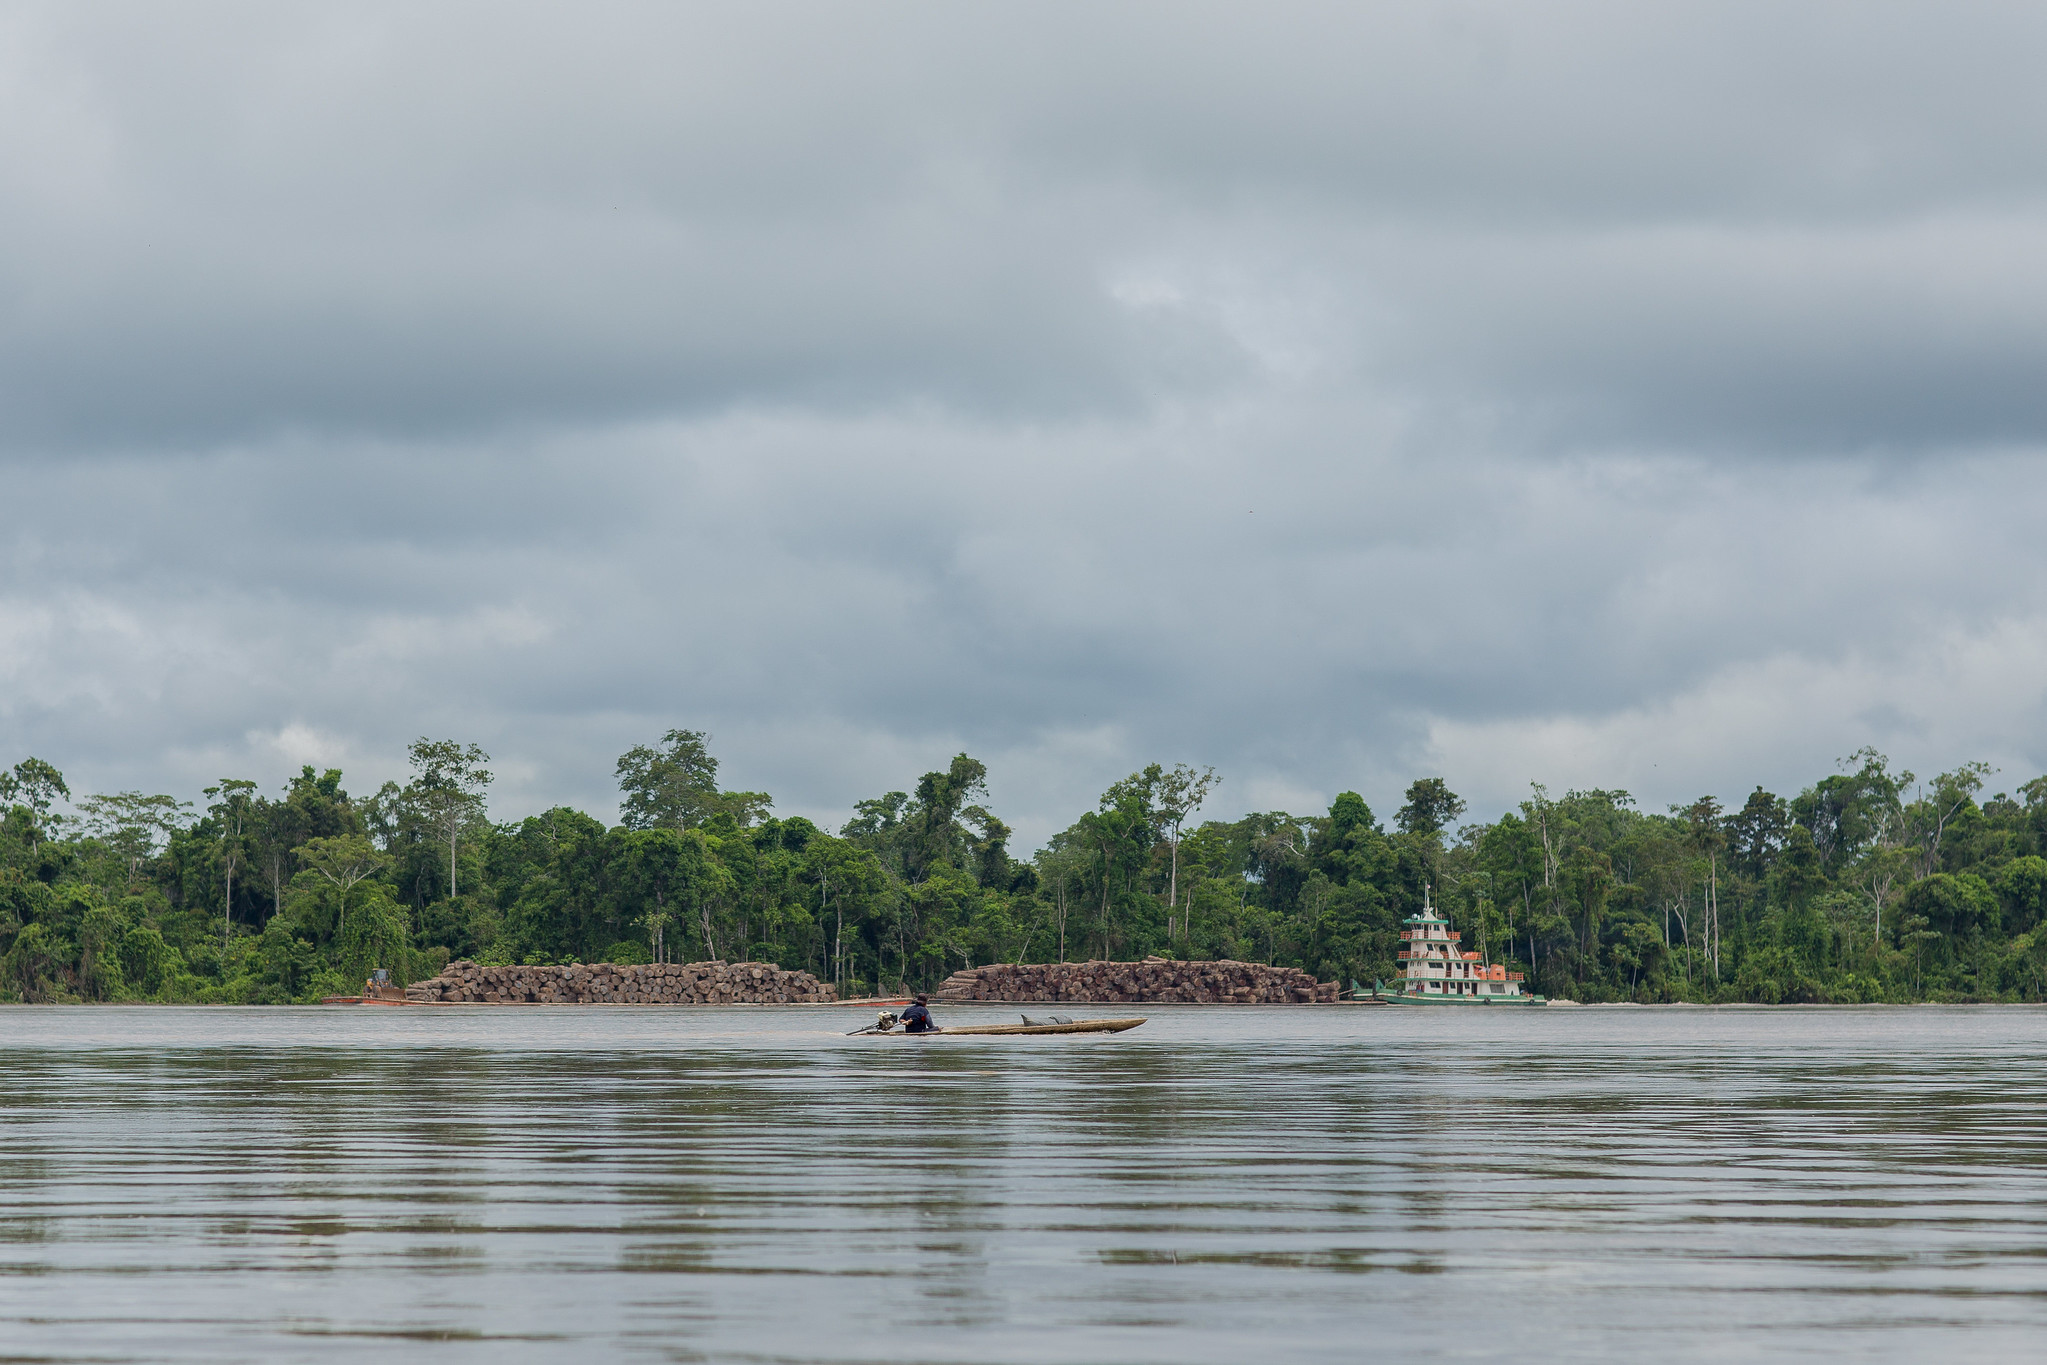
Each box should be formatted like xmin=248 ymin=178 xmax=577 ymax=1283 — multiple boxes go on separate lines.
xmin=3 ymin=1004 xmax=2044 ymax=1363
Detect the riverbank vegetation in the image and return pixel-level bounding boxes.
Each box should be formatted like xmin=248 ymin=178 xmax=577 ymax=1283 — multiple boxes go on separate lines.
xmin=2 ymin=737 xmax=2043 ymax=1003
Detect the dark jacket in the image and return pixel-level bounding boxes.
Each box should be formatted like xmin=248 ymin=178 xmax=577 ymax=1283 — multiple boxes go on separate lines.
xmin=900 ymin=1002 xmax=935 ymax=1032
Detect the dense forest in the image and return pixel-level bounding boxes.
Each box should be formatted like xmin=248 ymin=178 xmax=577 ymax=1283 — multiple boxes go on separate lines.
xmin=3 ymin=734 xmax=2044 ymax=1004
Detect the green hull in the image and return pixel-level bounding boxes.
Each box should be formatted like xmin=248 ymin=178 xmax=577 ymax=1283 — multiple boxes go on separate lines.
xmin=1369 ymin=990 xmax=1545 ymax=1006
xmin=1352 ymin=980 xmax=1546 ymax=1006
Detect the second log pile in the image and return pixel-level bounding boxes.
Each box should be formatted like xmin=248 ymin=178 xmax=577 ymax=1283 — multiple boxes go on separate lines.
xmin=936 ymin=958 xmax=1342 ymax=1004
xmin=407 ymin=960 xmax=837 ymax=1005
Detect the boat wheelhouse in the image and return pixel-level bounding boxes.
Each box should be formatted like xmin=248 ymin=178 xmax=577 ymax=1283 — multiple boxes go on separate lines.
xmin=1361 ymin=889 xmax=1544 ymax=1005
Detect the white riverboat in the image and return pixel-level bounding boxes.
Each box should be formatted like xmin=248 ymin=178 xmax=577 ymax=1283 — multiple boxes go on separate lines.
xmin=1358 ymin=889 xmax=1545 ymax=1005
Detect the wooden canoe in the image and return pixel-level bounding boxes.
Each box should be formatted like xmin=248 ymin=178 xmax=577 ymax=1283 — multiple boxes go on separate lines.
xmin=869 ymin=1017 xmax=1146 ymax=1036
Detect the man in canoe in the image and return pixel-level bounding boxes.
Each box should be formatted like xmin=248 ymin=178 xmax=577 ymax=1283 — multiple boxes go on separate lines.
xmin=898 ymin=995 xmax=937 ymax=1033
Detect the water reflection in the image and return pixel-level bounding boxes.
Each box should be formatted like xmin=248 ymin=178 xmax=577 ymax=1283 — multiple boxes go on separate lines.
xmin=2 ymin=1005 xmax=2045 ymax=1361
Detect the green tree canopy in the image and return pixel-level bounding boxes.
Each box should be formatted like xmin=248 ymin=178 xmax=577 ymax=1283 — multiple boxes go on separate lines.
xmin=1396 ymin=778 xmax=1466 ymax=837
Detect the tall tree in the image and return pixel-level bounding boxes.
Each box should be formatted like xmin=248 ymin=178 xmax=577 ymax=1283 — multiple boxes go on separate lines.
xmin=258 ymin=768 xmax=363 ymax=919
xmin=612 ymin=829 xmax=691 ymax=962
xmin=1915 ymin=762 xmax=1993 ymax=877
xmin=1396 ymin=778 xmax=1468 ymax=838
xmin=1793 ymin=748 xmax=1910 ymax=875
xmin=1726 ymin=787 xmax=1789 ymax=879
xmin=1565 ymin=844 xmax=1615 ymax=978
xmin=405 ymin=739 xmax=492 ymax=900
xmin=204 ymin=780 xmax=258 ymax=949
xmin=1771 ymin=825 xmax=1828 ymax=961
xmin=298 ymin=833 xmax=389 ymax=933
xmin=963 ymin=805 xmax=1013 ymax=888
xmin=4 ymin=758 xmax=71 ymax=854
xmin=1526 ymin=784 xmax=1564 ymax=932
xmin=77 ymin=791 xmax=189 ymax=887
xmin=1034 ymin=841 xmax=1088 ymax=963
xmin=1398 ymin=777 xmax=1467 ymax=899
xmin=906 ymin=754 xmax=990 ymax=883
xmin=1680 ymin=796 xmax=1725 ymax=978
xmin=617 ymin=729 xmax=724 ymax=830
xmin=1152 ymin=763 xmax=1220 ymax=944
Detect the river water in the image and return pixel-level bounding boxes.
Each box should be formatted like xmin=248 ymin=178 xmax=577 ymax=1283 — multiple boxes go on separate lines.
xmin=3 ymin=1004 xmax=2044 ymax=1363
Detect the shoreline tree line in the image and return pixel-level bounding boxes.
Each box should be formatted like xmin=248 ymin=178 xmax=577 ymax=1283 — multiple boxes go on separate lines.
xmin=2 ymin=735 xmax=2043 ymax=1004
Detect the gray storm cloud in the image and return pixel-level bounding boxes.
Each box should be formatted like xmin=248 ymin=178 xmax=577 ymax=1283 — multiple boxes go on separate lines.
xmin=3 ymin=1 xmax=2046 ymax=845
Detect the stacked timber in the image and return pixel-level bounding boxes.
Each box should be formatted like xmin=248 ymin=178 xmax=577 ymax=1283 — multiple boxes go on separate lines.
xmin=405 ymin=960 xmax=837 ymax=1005
xmin=934 ymin=957 xmax=1341 ymax=1005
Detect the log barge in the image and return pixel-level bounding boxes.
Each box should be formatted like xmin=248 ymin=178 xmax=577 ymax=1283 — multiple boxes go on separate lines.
xmin=319 ymin=960 xmax=836 ymax=1005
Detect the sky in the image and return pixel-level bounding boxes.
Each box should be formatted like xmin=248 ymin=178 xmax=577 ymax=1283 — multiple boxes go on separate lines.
xmin=5 ymin=1 xmax=2047 ymax=850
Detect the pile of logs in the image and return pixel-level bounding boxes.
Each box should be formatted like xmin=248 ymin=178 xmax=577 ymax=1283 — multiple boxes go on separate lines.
xmin=935 ymin=958 xmax=1342 ymax=1004
xmin=406 ymin=960 xmax=837 ymax=1005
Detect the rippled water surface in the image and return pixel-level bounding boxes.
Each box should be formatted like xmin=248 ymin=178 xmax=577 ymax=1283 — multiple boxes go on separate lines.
xmin=4 ymin=1004 xmax=2046 ymax=1363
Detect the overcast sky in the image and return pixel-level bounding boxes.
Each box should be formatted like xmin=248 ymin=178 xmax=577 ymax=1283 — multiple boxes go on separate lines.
xmin=5 ymin=1 xmax=2047 ymax=848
